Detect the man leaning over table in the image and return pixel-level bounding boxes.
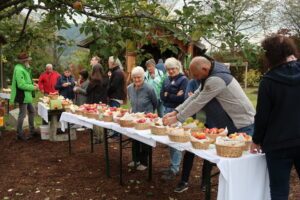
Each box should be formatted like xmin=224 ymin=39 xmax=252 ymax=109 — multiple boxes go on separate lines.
xmin=163 ymin=56 xmax=256 ymax=193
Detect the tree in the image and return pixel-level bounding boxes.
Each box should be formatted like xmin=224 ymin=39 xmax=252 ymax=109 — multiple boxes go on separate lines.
xmin=281 ymin=0 xmax=300 ymax=36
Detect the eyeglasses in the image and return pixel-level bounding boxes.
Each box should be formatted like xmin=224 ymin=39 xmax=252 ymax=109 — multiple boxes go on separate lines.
xmin=167 ymin=68 xmax=176 ymax=71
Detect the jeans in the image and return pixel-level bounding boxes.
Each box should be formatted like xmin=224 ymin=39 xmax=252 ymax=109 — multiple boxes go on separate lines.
xmin=157 ymin=100 xmax=165 ymax=118
xmin=237 ymin=123 xmax=254 ymax=136
xmin=164 ymin=106 xmax=182 ymax=174
xmin=17 ymin=103 xmax=35 ymax=136
xmin=180 ymin=123 xmax=255 ymax=183
xmin=266 ymin=146 xmax=300 ymax=200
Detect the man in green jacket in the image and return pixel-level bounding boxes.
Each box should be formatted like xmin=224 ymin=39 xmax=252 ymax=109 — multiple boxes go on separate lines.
xmin=10 ymin=52 xmax=38 ymax=141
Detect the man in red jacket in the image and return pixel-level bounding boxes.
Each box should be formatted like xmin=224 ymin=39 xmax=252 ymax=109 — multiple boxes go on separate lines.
xmin=38 ymin=64 xmax=60 ymax=94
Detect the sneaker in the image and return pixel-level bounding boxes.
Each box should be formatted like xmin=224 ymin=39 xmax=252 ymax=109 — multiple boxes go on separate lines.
xmin=136 ymin=164 xmax=147 ymax=171
xmin=161 ymin=170 xmax=177 ymax=181
xmin=128 ymin=161 xmax=140 ymax=167
xmin=174 ymin=181 xmax=189 ymax=193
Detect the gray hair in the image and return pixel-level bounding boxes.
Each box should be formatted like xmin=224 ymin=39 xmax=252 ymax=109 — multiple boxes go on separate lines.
xmin=131 ymin=66 xmax=145 ymax=78
xmin=109 ymin=56 xmax=123 ymax=70
xmin=46 ymin=63 xmax=53 ymax=69
xmin=165 ymin=57 xmax=182 ymax=72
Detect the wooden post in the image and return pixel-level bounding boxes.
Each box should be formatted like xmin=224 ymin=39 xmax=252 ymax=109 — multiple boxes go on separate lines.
xmin=126 ymin=51 xmax=136 ymax=85
xmin=188 ymin=42 xmax=194 ymax=57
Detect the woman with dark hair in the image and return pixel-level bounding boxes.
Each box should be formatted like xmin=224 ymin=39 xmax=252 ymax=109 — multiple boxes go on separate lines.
xmin=74 ymin=70 xmax=89 ymax=106
xmin=86 ymin=64 xmax=108 ymax=104
xmin=251 ymin=34 xmax=300 ymax=200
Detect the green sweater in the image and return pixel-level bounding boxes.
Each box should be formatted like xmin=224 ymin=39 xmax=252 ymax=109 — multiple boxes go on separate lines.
xmin=10 ymin=64 xmax=35 ymax=104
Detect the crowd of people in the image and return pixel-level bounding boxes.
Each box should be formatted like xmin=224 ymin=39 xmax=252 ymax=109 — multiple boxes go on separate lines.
xmin=9 ymin=34 xmax=300 ymax=200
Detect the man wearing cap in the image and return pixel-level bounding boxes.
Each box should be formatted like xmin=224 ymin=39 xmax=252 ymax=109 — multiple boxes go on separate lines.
xmin=10 ymin=52 xmax=39 ymax=141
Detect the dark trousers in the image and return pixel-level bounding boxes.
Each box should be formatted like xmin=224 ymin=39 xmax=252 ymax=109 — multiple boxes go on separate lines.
xmin=132 ymin=140 xmax=149 ymax=166
xmin=17 ymin=103 xmax=35 ymax=136
xmin=266 ymin=146 xmax=300 ymax=200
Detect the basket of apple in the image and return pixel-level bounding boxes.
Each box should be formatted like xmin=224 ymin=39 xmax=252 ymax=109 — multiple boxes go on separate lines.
xmin=48 ymin=91 xmax=59 ymax=100
xmin=190 ymin=132 xmax=212 ymax=150
xmin=204 ymin=127 xmax=228 ymax=143
xmin=134 ymin=118 xmax=153 ymax=130
xmin=229 ymin=132 xmax=252 ymax=151
xmin=119 ymin=113 xmax=135 ymax=127
xmin=182 ymin=117 xmax=205 ymax=132
xmin=101 ymin=110 xmax=114 ymax=122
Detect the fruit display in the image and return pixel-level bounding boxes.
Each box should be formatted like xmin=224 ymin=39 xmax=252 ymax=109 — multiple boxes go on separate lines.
xmin=2 ymin=88 xmax=11 ymax=94
xmin=182 ymin=117 xmax=205 ymax=130
xmin=229 ymin=132 xmax=252 ymax=151
xmin=168 ymin=127 xmax=190 ymax=143
xmin=190 ymin=132 xmax=211 ymax=149
xmin=145 ymin=113 xmax=158 ymax=119
xmin=134 ymin=118 xmax=152 ymax=130
xmin=215 ymin=136 xmax=245 ymax=158
xmin=204 ymin=127 xmax=228 ymax=143
xmin=48 ymin=91 xmax=59 ymax=100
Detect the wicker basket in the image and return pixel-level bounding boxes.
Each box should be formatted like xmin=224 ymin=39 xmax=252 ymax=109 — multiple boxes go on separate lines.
xmin=75 ymin=110 xmax=84 ymax=116
xmin=207 ymin=132 xmax=228 ymax=143
xmin=150 ymin=125 xmax=167 ymax=135
xmin=119 ymin=119 xmax=134 ymax=127
xmin=86 ymin=112 xmax=99 ymax=120
xmin=134 ymin=123 xmax=150 ymax=130
xmin=191 ymin=140 xmax=210 ymax=150
xmin=102 ymin=115 xmax=113 ymax=122
xmin=243 ymin=141 xmax=252 ymax=151
xmin=216 ymin=144 xmax=244 ymax=158
xmin=64 ymin=107 xmax=71 ymax=113
xmin=113 ymin=116 xmax=121 ymax=124
xmin=168 ymin=134 xmax=190 ymax=143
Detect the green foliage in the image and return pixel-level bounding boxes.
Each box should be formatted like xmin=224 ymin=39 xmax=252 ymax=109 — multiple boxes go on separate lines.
xmin=243 ymin=69 xmax=261 ymax=87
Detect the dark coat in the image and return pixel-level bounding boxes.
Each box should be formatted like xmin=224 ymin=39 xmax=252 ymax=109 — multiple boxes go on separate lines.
xmin=160 ymin=73 xmax=188 ymax=108
xmin=107 ymin=66 xmax=126 ymax=101
xmin=86 ymin=78 xmax=108 ymax=104
xmin=253 ymin=60 xmax=300 ymax=152
xmin=55 ymin=75 xmax=75 ymax=100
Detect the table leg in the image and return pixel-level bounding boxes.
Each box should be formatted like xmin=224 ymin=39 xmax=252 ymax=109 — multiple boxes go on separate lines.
xmin=119 ymin=133 xmax=123 ymax=185
xmin=148 ymin=146 xmax=152 ymax=181
xmin=6 ymin=99 xmax=9 ymax=114
xmin=90 ymin=129 xmax=94 ymax=153
xmin=202 ymin=160 xmax=213 ymax=200
xmin=103 ymin=128 xmax=110 ymax=177
xmin=68 ymin=122 xmax=71 ymax=155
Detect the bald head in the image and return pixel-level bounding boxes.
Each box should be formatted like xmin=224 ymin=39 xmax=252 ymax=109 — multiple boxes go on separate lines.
xmin=189 ymin=56 xmax=212 ymax=80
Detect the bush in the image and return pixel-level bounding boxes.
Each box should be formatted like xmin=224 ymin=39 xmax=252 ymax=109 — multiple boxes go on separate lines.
xmin=243 ymin=69 xmax=261 ymax=87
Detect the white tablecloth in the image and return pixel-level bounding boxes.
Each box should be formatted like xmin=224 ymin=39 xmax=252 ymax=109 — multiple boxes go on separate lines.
xmin=0 ymin=93 xmax=10 ymax=100
xmin=59 ymin=112 xmax=270 ymax=200
xmin=37 ymin=102 xmax=49 ymax=123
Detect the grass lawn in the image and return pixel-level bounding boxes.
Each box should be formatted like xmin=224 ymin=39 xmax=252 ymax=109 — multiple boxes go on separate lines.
xmin=244 ymin=87 xmax=258 ymax=108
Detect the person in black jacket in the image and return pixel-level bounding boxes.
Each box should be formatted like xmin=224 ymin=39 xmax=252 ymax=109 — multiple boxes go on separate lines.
xmin=86 ymin=64 xmax=108 ymax=104
xmin=55 ymin=66 xmax=75 ymax=100
xmin=251 ymin=34 xmax=300 ymax=200
xmin=107 ymin=56 xmax=126 ymax=107
xmin=160 ymin=57 xmax=188 ymax=180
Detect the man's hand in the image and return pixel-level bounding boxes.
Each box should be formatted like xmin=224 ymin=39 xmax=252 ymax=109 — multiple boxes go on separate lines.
xmin=163 ymin=116 xmax=178 ymax=126
xmin=250 ymin=142 xmax=262 ymax=154
xmin=164 ymin=92 xmax=168 ymax=97
xmin=188 ymin=92 xmax=193 ymax=97
xmin=62 ymin=83 xmax=69 ymax=87
xmin=177 ymin=90 xmax=184 ymax=96
xmin=162 ymin=111 xmax=177 ymax=119
xmin=34 ymin=83 xmax=39 ymax=90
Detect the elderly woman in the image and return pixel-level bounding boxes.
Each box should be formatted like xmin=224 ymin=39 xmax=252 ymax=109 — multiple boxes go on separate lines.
xmin=251 ymin=35 xmax=300 ymax=200
xmin=145 ymin=58 xmax=166 ymax=117
xmin=127 ymin=66 xmax=158 ymax=171
xmin=160 ymin=57 xmax=188 ymax=180
xmin=107 ymin=56 xmax=126 ymax=107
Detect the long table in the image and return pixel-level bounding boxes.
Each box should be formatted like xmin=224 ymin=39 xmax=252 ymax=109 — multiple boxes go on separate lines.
xmin=59 ymin=112 xmax=270 ymax=200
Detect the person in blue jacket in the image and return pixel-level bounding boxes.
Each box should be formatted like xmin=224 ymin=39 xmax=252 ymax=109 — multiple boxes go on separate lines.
xmin=55 ymin=66 xmax=75 ymax=100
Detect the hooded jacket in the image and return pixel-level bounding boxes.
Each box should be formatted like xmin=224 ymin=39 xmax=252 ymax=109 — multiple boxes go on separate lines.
xmin=176 ymin=62 xmax=255 ymax=130
xmin=55 ymin=75 xmax=75 ymax=100
xmin=38 ymin=70 xmax=60 ymax=94
xmin=253 ymin=60 xmax=300 ymax=152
